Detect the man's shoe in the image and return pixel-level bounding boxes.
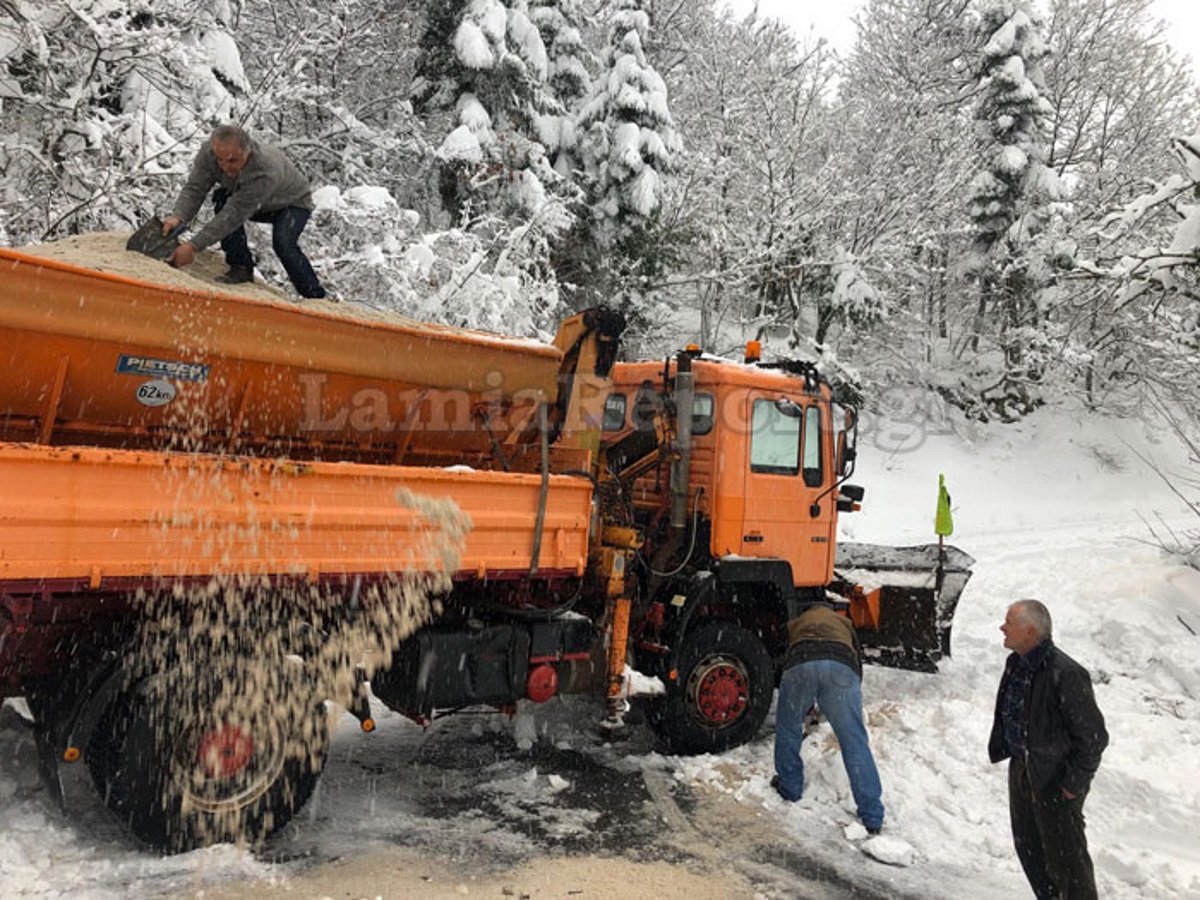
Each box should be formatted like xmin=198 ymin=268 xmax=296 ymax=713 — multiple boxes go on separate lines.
xmin=216 ymin=265 xmax=254 ymax=285
xmin=770 ymin=775 xmax=797 ymax=802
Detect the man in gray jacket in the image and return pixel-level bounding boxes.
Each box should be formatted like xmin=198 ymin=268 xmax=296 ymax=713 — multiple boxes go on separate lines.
xmin=164 ymin=125 xmax=326 ymax=298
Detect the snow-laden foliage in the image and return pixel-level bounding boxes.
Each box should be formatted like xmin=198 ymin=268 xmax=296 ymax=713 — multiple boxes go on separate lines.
xmin=966 ymin=0 xmax=1065 ymax=420
xmin=1075 ymin=133 xmax=1200 ymax=416
xmin=306 ymin=183 xmax=561 ymax=336
xmin=822 ymin=0 xmax=979 ymax=397
xmin=577 ymin=0 xmax=679 ymax=227
xmin=0 ymin=0 xmax=240 ymax=239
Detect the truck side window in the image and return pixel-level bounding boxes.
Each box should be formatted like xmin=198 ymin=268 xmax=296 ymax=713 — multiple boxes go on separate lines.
xmin=603 ymin=393 xmax=627 ymax=432
xmin=692 ymin=393 xmax=714 ymax=436
xmin=802 ymin=405 xmax=823 ymax=487
xmin=750 ymin=399 xmax=799 ymax=475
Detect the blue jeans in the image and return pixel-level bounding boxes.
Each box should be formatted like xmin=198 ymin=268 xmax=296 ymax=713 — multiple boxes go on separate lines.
xmin=774 ymin=659 xmax=885 ymax=830
xmin=213 ymin=188 xmax=326 ymax=298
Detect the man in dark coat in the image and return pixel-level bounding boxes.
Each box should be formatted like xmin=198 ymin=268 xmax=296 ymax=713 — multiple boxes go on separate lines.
xmin=163 ymin=124 xmax=326 ymax=298
xmin=990 ymin=599 xmax=1108 ymax=899
xmin=773 ymin=601 xmax=884 ymax=834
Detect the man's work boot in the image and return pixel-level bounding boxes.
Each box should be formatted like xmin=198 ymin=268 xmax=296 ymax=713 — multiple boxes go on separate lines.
xmin=216 ymin=265 xmax=254 ymax=285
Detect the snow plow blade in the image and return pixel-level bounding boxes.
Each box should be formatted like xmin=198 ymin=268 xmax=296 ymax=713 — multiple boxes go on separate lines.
xmin=832 ymin=542 xmax=974 ymax=672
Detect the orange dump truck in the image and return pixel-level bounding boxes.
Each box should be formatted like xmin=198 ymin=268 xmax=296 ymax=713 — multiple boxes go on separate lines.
xmin=0 ymin=245 xmax=970 ymax=850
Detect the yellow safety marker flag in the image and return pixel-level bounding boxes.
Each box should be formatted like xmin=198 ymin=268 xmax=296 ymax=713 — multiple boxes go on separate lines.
xmin=935 ymin=473 xmax=954 ymax=536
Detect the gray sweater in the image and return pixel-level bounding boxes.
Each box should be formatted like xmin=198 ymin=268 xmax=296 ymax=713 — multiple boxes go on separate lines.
xmin=172 ymin=138 xmax=314 ymax=251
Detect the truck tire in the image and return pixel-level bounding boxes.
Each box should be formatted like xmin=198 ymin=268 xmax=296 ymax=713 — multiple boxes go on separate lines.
xmin=86 ymin=674 xmax=328 ymax=852
xmin=649 ymin=621 xmax=774 ymax=755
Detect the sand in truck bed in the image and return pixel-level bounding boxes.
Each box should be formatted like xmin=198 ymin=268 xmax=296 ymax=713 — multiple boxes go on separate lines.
xmin=17 ymin=231 xmax=404 ymax=325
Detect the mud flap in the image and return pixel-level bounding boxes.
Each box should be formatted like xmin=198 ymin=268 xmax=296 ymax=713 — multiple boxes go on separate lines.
xmin=833 ymin=542 xmax=974 ymax=672
xmin=20 ymin=650 xmax=128 ymax=809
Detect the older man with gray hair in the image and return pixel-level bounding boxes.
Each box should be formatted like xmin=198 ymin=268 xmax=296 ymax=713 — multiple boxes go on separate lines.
xmin=164 ymin=124 xmax=326 ymax=299
xmin=990 ymin=599 xmax=1108 ymax=899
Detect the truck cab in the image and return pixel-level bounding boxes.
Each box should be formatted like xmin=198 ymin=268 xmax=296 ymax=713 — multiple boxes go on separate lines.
xmin=596 ymin=349 xmax=863 ymax=754
xmin=604 ymin=352 xmax=854 ymax=593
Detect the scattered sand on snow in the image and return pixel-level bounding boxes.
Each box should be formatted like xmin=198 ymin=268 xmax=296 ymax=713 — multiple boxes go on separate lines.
xmin=191 ymin=848 xmax=759 ymax=899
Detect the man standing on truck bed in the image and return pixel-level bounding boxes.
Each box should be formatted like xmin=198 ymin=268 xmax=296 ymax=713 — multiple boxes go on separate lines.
xmin=773 ymin=600 xmax=885 ymax=835
xmin=163 ymin=124 xmax=327 ymax=299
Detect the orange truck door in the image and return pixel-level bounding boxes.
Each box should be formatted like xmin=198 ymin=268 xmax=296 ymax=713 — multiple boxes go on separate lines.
xmin=739 ymin=392 xmax=836 ymax=586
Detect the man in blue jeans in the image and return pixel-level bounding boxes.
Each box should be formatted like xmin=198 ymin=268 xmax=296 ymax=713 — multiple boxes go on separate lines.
xmin=163 ymin=124 xmax=326 ymax=298
xmin=773 ymin=600 xmax=885 ymax=834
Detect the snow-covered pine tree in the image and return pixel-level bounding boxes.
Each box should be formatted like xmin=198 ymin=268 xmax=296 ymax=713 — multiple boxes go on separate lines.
xmin=408 ymin=0 xmax=587 ymax=331
xmin=412 ymin=0 xmax=574 ymax=231
xmin=567 ymin=0 xmax=680 ymax=318
xmin=527 ymin=0 xmax=592 ymax=177
xmin=577 ymin=0 xmax=678 ymax=231
xmin=967 ymin=0 xmax=1062 ymax=419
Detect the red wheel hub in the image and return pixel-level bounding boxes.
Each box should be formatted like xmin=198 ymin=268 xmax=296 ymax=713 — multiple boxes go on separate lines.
xmin=197 ymin=724 xmax=255 ymax=779
xmin=526 ymin=663 xmax=559 ymax=704
xmin=693 ymin=661 xmax=749 ymax=724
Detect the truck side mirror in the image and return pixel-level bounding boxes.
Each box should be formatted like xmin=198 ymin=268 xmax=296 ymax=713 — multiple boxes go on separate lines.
xmin=836 ymin=406 xmax=858 ymax=477
xmin=774 ymin=397 xmax=804 ymax=418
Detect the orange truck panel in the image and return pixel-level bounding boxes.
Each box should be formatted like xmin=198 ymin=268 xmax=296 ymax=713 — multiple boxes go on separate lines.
xmin=0 ymin=248 xmax=561 ymax=456
xmin=0 ymin=443 xmax=591 ymax=586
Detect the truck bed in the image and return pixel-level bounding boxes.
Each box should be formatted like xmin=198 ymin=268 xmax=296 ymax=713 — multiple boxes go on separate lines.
xmin=0 ymin=245 xmax=561 ymax=461
xmin=0 ymin=442 xmax=590 ymax=590
xmin=0 ymin=242 xmax=596 ymax=690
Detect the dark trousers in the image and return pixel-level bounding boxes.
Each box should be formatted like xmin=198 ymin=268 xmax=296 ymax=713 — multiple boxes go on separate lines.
xmin=213 ymin=188 xmax=326 ymax=298
xmin=1009 ymin=758 xmax=1097 ymax=900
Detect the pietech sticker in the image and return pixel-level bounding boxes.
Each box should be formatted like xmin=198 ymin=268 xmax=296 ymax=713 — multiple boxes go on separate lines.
xmin=116 ymin=354 xmax=209 ymax=383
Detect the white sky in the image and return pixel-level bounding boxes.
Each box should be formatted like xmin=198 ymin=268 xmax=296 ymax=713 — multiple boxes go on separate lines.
xmin=728 ymin=0 xmax=1200 ymax=68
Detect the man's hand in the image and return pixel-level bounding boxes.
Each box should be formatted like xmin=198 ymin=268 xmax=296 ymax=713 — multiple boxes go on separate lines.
xmin=161 ymin=215 xmax=183 ymax=235
xmin=1062 ymin=788 xmax=1077 ymax=800
xmin=168 ymin=241 xmax=197 ymax=268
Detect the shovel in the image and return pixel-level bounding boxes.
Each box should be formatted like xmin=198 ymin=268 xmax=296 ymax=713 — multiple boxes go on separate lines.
xmin=126 ymin=216 xmax=187 ymax=260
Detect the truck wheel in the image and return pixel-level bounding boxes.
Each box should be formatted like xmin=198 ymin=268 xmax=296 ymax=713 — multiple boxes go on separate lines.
xmin=650 ymin=621 xmax=773 ymax=755
xmin=86 ymin=676 xmax=328 ymax=851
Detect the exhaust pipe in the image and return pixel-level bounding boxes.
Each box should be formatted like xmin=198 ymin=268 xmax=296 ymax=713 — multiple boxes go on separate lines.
xmin=670 ymin=352 xmax=694 ymax=530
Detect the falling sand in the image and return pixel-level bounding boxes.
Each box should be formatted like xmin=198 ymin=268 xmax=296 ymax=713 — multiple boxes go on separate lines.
xmin=15 ymin=230 xmax=474 ymax=850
